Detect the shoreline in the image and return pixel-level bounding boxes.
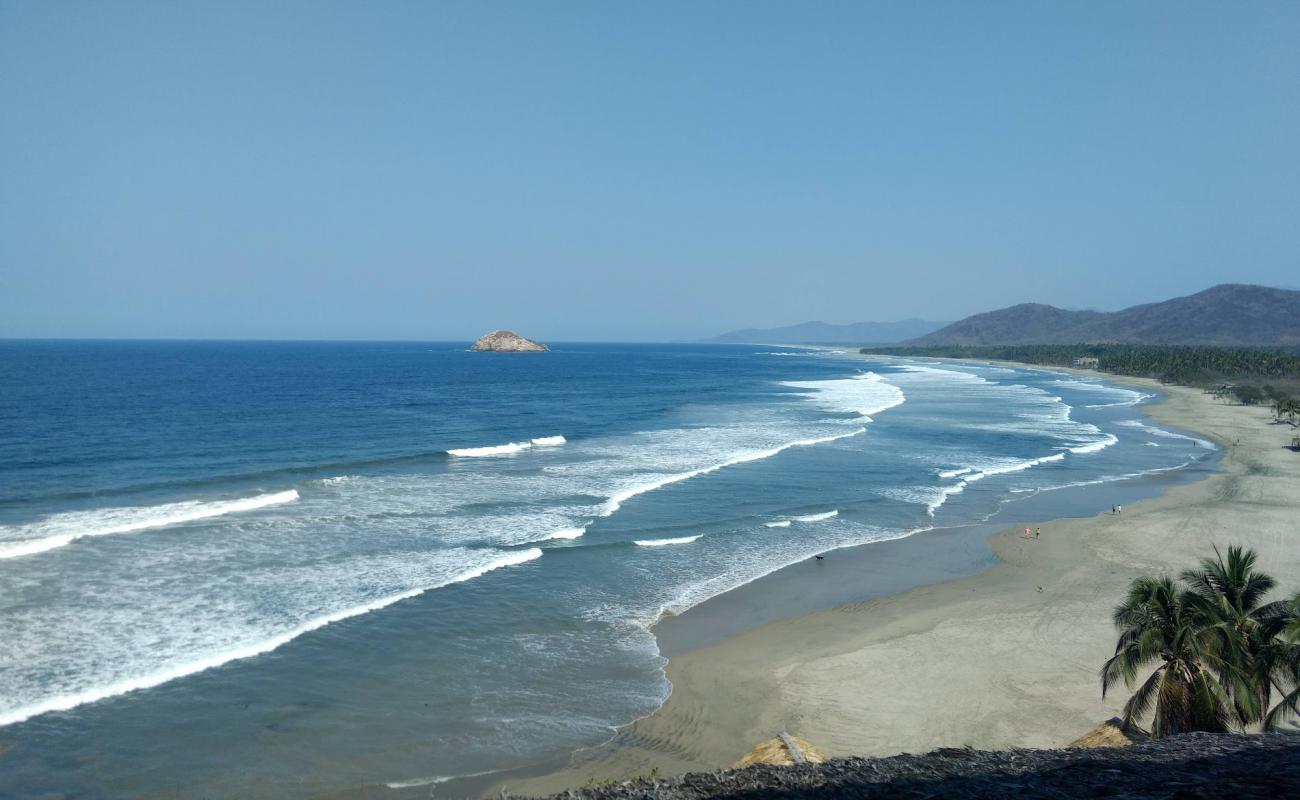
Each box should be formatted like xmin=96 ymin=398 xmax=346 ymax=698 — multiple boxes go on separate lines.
xmin=489 ymin=369 xmax=1300 ymax=796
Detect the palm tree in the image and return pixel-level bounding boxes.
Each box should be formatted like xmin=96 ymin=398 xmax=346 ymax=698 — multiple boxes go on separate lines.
xmin=1101 ymin=575 xmax=1243 ymax=737
xmin=1179 ymin=546 xmax=1286 ymax=726
xmin=1284 ymin=397 xmax=1300 ymax=426
xmin=1261 ymin=591 xmax=1300 ymax=730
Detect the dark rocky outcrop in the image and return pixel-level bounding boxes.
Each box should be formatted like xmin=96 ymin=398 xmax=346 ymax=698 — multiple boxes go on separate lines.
xmin=542 ymin=733 xmax=1299 ymax=799
xmin=469 ymin=330 xmax=549 ymax=352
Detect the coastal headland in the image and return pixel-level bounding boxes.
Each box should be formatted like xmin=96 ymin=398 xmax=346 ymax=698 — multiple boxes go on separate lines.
xmin=494 ymin=369 xmax=1300 ymax=795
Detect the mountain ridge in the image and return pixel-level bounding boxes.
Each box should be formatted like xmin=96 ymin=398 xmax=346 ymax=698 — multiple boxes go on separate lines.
xmin=707 ymin=318 xmax=948 ymax=345
xmin=906 ymin=284 xmax=1300 ymax=347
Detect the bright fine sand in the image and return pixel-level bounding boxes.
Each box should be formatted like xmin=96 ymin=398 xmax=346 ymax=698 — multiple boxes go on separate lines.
xmin=500 ymin=377 xmax=1300 ymax=794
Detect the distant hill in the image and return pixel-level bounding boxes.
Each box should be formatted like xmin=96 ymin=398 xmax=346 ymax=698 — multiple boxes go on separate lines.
xmin=707 ymin=318 xmax=948 ymax=345
xmin=906 ymin=284 xmax=1300 ymax=347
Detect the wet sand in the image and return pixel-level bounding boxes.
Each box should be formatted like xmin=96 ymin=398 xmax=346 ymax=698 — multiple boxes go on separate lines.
xmin=495 ymin=376 xmax=1300 ymax=795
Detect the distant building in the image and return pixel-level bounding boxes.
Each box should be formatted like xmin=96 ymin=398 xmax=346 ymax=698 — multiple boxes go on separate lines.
xmin=1072 ymin=357 xmax=1100 ymax=368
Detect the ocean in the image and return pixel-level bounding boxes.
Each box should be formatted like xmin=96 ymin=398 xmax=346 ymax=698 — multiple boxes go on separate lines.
xmin=0 ymin=341 xmax=1217 ymax=798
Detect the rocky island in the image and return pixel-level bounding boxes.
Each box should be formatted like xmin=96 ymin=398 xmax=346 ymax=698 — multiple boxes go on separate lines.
xmin=468 ymin=330 xmax=549 ymax=352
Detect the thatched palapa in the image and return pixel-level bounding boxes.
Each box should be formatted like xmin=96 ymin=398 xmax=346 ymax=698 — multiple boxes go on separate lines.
xmin=1067 ymin=716 xmax=1150 ymax=748
xmin=732 ymin=732 xmax=829 ymax=768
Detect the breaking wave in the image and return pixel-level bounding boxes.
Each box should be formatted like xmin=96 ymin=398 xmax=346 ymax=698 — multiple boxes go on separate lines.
xmin=780 ymin=375 xmax=906 ymax=419
xmin=634 ymin=535 xmax=702 ymax=547
xmin=791 ymin=510 xmax=838 ymax=522
xmin=1066 ymin=433 xmax=1119 ymax=455
xmin=0 ymin=490 xmax=300 ymax=561
xmin=447 ymin=435 xmax=566 ymax=456
xmin=447 ymin=442 xmax=532 ymax=457
xmin=0 ymin=548 xmax=542 ymax=728
xmin=601 ymin=428 xmax=866 ymax=515
xmin=542 ymin=528 xmax=586 ymax=541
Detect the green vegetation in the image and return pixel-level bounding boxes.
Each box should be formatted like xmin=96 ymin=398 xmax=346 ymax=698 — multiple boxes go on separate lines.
xmin=1101 ymin=547 xmax=1300 ymax=737
xmin=860 ymin=344 xmax=1300 ymax=384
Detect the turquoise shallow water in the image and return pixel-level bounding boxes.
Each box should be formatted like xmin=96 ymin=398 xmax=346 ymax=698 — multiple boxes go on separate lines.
xmin=0 ymin=342 xmax=1215 ymax=797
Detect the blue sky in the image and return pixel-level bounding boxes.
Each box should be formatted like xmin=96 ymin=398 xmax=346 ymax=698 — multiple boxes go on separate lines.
xmin=2 ymin=1 xmax=1297 ymax=341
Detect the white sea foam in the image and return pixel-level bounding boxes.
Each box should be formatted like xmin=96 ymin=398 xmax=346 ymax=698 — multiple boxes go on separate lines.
xmin=792 ymin=510 xmax=838 ymax=522
xmin=1066 ymin=433 xmax=1119 ymax=455
xmin=926 ymin=483 xmax=968 ymax=516
xmin=894 ymin=365 xmax=1113 ymax=449
xmin=1145 ymin=441 xmax=1161 ymax=447
xmin=653 ymin=522 xmax=930 ymax=618
xmin=0 ymin=548 xmax=542 ymax=728
xmin=780 ymin=375 xmax=906 ymax=418
xmin=543 ymin=527 xmax=586 ymax=540
xmin=986 ymin=452 xmax=1067 ymax=475
xmin=1086 ymin=396 xmax=1155 ymax=408
xmin=530 ymin=435 xmax=567 ymax=446
xmin=0 ymin=490 xmax=301 ymax=560
xmin=938 ymin=467 xmax=973 ymax=479
xmin=600 ymin=428 xmax=865 ymax=514
xmin=310 ymin=475 xmax=358 ymax=487
xmin=1116 ymin=420 xmax=1217 ymax=450
xmin=634 ymin=535 xmax=702 ymax=547
xmin=917 ymin=449 xmax=1072 ymax=515
xmin=447 ymin=442 xmax=532 ymax=457
xmin=764 ymin=520 xmax=792 ymax=528
xmin=1034 ymin=458 xmax=1201 ymax=494
xmin=1050 ymin=379 xmax=1154 ymax=408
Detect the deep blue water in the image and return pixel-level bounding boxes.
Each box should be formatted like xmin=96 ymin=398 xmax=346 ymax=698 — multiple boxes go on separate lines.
xmin=0 ymin=341 xmax=1216 ymax=798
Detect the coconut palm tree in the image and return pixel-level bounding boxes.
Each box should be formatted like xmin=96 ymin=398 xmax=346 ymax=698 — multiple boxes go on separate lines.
xmin=1284 ymin=397 xmax=1300 ymax=426
xmin=1179 ymin=546 xmax=1287 ymax=726
xmin=1101 ymin=575 xmax=1243 ymax=737
xmin=1261 ymin=591 xmax=1300 ymax=731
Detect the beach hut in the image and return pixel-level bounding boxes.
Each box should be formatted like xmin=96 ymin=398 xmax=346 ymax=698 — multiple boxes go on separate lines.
xmin=1067 ymin=717 xmax=1150 ymax=748
xmin=732 ymin=732 xmax=829 ymax=768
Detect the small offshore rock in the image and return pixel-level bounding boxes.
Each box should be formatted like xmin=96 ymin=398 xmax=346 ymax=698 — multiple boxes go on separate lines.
xmin=469 ymin=330 xmax=549 ymax=352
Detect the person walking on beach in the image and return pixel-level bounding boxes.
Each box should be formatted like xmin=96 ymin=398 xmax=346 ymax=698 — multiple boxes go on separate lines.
xmin=1024 ymin=526 xmax=1032 ymax=538
xmin=1117 ymin=505 xmax=1122 ymax=514
xmin=1035 ymin=527 xmax=1041 ymax=538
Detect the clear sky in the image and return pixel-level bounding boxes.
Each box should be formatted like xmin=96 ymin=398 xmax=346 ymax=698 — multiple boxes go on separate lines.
xmin=2 ymin=2 xmax=1297 ymax=341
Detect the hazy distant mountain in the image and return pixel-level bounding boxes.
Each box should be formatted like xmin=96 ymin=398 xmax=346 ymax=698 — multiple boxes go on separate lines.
xmin=707 ymin=318 xmax=949 ymax=345
xmin=906 ymin=284 xmax=1300 ymax=347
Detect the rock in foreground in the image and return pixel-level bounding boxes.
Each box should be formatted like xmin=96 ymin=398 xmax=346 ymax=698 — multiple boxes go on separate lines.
xmin=469 ymin=330 xmax=548 ymax=352
xmin=543 ymin=733 xmax=1299 ymax=799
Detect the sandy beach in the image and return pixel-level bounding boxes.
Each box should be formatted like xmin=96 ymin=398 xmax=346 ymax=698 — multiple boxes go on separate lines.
xmin=498 ymin=375 xmax=1300 ymax=795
